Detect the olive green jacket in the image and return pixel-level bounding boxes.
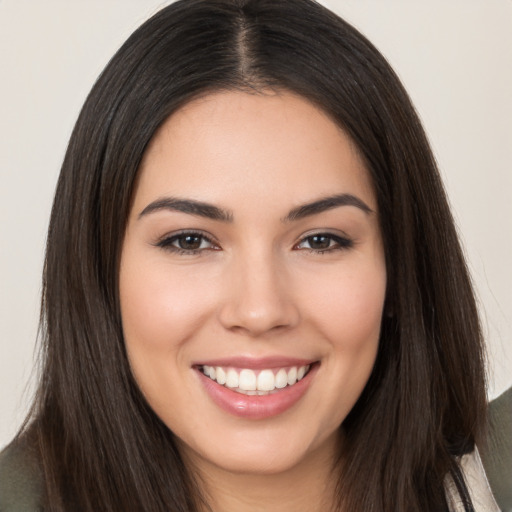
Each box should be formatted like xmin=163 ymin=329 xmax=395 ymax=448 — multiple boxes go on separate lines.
xmin=0 ymin=438 xmax=42 ymax=512
xmin=1 ymin=387 xmax=511 ymax=511
xmin=481 ymin=387 xmax=512 ymax=511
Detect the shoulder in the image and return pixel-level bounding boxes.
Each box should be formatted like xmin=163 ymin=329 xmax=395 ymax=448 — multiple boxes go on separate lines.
xmin=481 ymin=386 xmax=512 ymax=512
xmin=0 ymin=438 xmax=44 ymax=512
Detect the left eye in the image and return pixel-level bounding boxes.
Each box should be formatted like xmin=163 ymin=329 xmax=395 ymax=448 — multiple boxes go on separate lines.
xmin=295 ymin=234 xmax=352 ymax=252
xmin=157 ymin=232 xmax=217 ymax=253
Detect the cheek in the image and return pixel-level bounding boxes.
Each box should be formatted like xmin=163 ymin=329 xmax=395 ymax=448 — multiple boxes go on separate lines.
xmin=120 ymin=257 xmax=208 ymax=348
xmin=304 ymin=265 xmax=385 ymax=423
xmin=300 ymin=255 xmax=386 ymax=417
xmin=306 ymin=263 xmax=386 ymax=350
xmin=118 ymin=254 xmax=219 ymax=416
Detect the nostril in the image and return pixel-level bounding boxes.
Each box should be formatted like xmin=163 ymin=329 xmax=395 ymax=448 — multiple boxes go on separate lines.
xmin=218 ymin=293 xmax=300 ymax=336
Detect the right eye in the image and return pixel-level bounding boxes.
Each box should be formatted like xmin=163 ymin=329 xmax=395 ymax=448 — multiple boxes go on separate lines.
xmin=156 ymin=231 xmax=219 ymax=254
xmin=294 ymin=232 xmax=353 ymax=253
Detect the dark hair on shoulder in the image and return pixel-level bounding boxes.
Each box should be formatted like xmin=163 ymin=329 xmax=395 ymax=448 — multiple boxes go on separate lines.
xmin=18 ymin=0 xmax=486 ymax=510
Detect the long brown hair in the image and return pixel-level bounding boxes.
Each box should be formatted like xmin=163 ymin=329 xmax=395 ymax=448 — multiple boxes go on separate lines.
xmin=18 ymin=0 xmax=486 ymax=510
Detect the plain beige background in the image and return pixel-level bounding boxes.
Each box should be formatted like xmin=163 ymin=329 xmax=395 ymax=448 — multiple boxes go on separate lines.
xmin=1 ymin=0 xmax=511 ymax=449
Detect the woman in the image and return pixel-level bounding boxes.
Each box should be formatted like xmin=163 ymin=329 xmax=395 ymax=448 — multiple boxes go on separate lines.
xmin=0 ymin=0 xmax=504 ymax=510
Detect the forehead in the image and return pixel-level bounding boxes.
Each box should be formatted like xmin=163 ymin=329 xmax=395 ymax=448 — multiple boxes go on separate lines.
xmin=134 ymin=90 xmax=376 ymax=215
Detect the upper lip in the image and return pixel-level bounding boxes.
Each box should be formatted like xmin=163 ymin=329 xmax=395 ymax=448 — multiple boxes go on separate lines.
xmin=193 ymin=356 xmax=316 ymax=370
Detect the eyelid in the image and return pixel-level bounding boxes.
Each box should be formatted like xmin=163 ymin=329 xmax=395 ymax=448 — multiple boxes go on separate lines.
xmin=294 ymin=228 xmax=352 ymax=242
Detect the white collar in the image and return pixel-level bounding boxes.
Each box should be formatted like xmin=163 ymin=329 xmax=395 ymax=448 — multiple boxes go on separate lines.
xmin=445 ymin=448 xmax=500 ymax=511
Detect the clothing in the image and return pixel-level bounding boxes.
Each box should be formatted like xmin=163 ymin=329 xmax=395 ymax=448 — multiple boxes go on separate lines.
xmin=0 ymin=439 xmax=42 ymax=512
xmin=445 ymin=449 xmax=500 ymax=511
xmin=481 ymin=386 xmax=512 ymax=511
xmin=1 ymin=388 xmax=510 ymax=511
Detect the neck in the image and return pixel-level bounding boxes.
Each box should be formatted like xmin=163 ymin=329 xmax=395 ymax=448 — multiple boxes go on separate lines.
xmin=189 ymin=434 xmax=342 ymax=512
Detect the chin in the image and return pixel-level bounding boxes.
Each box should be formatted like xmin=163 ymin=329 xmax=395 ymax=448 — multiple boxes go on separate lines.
xmin=175 ymin=420 xmax=341 ymax=477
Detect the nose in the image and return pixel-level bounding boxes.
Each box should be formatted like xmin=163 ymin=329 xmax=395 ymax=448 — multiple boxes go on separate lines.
xmin=218 ymin=250 xmax=300 ymax=337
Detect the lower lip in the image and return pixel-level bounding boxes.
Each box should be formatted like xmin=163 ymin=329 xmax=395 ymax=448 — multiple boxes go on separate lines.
xmin=197 ymin=365 xmax=317 ymax=420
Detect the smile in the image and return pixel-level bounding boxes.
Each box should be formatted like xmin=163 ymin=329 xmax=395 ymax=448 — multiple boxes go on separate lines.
xmin=200 ymin=365 xmax=311 ymax=395
xmin=196 ymin=359 xmax=318 ymax=419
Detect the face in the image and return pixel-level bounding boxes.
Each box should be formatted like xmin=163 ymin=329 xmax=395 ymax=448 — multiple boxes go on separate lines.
xmin=119 ymin=91 xmax=386 ymax=477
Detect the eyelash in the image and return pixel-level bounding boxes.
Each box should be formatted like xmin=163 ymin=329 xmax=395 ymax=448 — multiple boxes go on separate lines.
xmin=155 ymin=231 xmax=354 ymax=255
xmin=155 ymin=230 xmax=219 ymax=255
xmin=294 ymin=233 xmax=354 ymax=253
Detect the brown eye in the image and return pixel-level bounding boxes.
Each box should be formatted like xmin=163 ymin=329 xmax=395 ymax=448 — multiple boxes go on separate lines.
xmin=306 ymin=235 xmax=332 ymax=250
xmin=156 ymin=231 xmax=218 ymax=253
xmin=295 ymin=233 xmax=353 ymax=253
xmin=178 ymin=234 xmax=203 ymax=250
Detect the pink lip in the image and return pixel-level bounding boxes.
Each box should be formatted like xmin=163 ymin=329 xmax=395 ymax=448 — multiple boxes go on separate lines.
xmin=196 ymin=362 xmax=318 ymax=420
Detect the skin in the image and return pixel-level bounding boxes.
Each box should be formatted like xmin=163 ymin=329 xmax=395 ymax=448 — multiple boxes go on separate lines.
xmin=119 ymin=90 xmax=387 ymax=512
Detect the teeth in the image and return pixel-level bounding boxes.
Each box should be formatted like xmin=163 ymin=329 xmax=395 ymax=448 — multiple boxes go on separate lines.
xmin=287 ymin=367 xmax=297 ymax=386
xmin=275 ymin=369 xmax=288 ymax=389
xmin=216 ymin=366 xmax=226 ymax=385
xmin=257 ymin=370 xmax=275 ymax=391
xmin=201 ymin=364 xmax=311 ymax=393
xmin=239 ymin=369 xmax=257 ymax=391
xmin=225 ymin=368 xmax=239 ymax=388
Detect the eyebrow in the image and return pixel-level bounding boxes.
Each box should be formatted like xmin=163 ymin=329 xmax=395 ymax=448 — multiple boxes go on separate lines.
xmin=283 ymin=193 xmax=373 ymax=222
xmin=138 ymin=197 xmax=234 ymax=222
xmin=138 ymin=193 xmax=372 ymax=222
